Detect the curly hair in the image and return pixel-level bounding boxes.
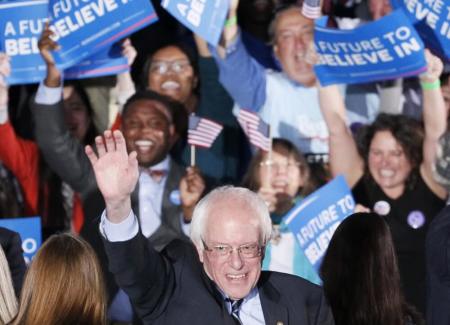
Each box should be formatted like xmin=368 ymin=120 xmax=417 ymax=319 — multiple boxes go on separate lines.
xmin=356 ymin=113 xmax=424 ymax=189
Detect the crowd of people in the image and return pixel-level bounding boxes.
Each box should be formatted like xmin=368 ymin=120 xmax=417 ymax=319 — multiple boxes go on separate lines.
xmin=0 ymin=0 xmax=449 ymax=324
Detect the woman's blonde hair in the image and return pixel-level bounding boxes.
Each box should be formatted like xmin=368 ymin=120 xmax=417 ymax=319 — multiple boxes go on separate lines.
xmin=0 ymin=246 xmax=18 ymax=324
xmin=12 ymin=233 xmax=106 ymax=325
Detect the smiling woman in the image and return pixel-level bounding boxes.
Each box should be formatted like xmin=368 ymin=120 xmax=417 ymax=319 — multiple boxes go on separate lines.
xmin=318 ymin=51 xmax=448 ymax=315
xmin=144 ymin=43 xmax=199 ymax=114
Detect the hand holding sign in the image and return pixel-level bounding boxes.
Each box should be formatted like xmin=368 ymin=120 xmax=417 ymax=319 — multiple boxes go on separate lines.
xmin=121 ymin=38 xmax=137 ymax=67
xmin=369 ymin=0 xmax=392 ymax=20
xmin=161 ymin=0 xmax=229 ymax=46
xmin=0 ymin=53 xmax=10 ymax=106
xmin=38 ymin=23 xmax=62 ymax=87
xmin=420 ymin=49 xmax=444 ymax=83
xmin=222 ymin=0 xmax=239 ymax=46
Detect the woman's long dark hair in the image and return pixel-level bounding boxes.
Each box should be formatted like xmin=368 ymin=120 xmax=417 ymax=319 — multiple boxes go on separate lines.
xmin=320 ymin=212 xmax=423 ymax=325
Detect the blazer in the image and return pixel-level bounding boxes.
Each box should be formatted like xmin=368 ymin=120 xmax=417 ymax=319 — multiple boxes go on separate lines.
xmin=32 ymin=100 xmax=190 ymax=300
xmin=426 ymin=204 xmax=450 ymax=325
xmin=104 ymin=233 xmax=335 ymax=325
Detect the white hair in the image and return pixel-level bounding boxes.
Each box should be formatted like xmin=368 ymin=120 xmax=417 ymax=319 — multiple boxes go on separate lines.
xmin=190 ymin=186 xmax=272 ymax=249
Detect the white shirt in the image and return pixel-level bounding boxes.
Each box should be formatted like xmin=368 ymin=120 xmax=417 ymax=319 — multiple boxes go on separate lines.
xmin=138 ymin=157 xmax=169 ymax=237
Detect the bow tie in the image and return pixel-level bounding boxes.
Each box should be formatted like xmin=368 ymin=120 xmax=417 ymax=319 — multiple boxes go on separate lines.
xmin=142 ymin=168 xmax=167 ymax=183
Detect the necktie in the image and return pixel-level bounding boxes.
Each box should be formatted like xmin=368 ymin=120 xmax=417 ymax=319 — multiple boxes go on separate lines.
xmin=227 ymin=298 xmax=243 ymax=325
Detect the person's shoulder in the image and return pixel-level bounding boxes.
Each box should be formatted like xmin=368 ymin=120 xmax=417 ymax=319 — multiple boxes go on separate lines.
xmin=0 ymin=227 xmax=20 ymax=247
xmin=163 ymin=239 xmax=197 ymax=261
xmin=260 ymin=270 xmax=323 ymax=296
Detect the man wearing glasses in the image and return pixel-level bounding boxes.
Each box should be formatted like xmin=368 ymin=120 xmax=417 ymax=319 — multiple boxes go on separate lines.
xmin=88 ymin=129 xmax=334 ymax=325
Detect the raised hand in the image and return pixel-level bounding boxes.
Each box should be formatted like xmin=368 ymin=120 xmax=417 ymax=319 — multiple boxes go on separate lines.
xmin=179 ymin=166 xmax=205 ymax=222
xmin=220 ymin=0 xmax=239 ymax=48
xmin=38 ymin=22 xmax=61 ymax=87
xmin=0 ymin=53 xmax=10 ymax=107
xmin=85 ymin=130 xmax=139 ymax=222
xmin=229 ymin=0 xmax=239 ymax=14
xmin=420 ymin=49 xmax=444 ymax=83
xmin=121 ymin=38 xmax=137 ymax=67
xmin=369 ymin=0 xmax=392 ymax=20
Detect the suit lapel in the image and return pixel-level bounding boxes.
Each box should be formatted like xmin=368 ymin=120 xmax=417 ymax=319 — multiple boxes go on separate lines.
xmin=259 ymin=273 xmax=289 ymax=325
xmin=131 ymin=180 xmax=140 ymax=221
xmin=161 ymin=159 xmax=184 ymax=231
xmin=200 ymin=269 xmax=238 ymax=325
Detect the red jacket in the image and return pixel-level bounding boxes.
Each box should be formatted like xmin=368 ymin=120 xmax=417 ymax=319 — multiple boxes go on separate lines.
xmin=0 ymin=122 xmax=84 ymax=233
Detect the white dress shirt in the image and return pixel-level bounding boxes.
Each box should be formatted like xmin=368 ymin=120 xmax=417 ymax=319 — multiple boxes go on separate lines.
xmin=138 ymin=157 xmax=169 ymax=237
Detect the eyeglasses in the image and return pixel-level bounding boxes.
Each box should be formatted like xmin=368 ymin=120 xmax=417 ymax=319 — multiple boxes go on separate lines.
xmin=202 ymin=240 xmax=263 ymax=259
xmin=259 ymin=160 xmax=301 ymax=171
xmin=149 ymin=60 xmax=192 ymax=75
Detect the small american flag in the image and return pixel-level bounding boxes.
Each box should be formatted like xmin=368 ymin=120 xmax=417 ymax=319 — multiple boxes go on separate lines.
xmin=237 ymin=109 xmax=271 ymax=151
xmin=302 ymin=0 xmax=322 ymax=19
xmin=188 ymin=115 xmax=223 ymax=148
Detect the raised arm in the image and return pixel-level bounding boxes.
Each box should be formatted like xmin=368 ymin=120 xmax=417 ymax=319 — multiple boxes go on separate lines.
xmin=420 ymin=50 xmax=448 ymax=199
xmin=32 ymin=24 xmax=97 ymax=197
xmin=210 ymin=0 xmax=267 ymax=111
xmin=0 ymin=53 xmax=40 ymax=211
xmin=114 ymin=38 xmax=137 ymax=108
xmin=87 ymin=131 xmax=176 ymax=321
xmin=318 ymin=84 xmax=364 ymax=187
xmin=194 ymin=34 xmax=235 ymax=122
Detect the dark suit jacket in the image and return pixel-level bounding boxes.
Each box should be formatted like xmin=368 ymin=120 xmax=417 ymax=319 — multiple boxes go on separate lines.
xmin=104 ymin=233 xmax=335 ymax=325
xmin=426 ymin=204 xmax=450 ymax=325
xmin=32 ymin=100 xmax=190 ymax=301
xmin=0 ymin=227 xmax=26 ymax=297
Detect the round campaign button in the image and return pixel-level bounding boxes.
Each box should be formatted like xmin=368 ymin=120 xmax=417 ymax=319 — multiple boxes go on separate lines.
xmin=407 ymin=210 xmax=426 ymax=229
xmin=170 ymin=190 xmax=181 ymax=206
xmin=373 ymin=200 xmax=391 ymax=216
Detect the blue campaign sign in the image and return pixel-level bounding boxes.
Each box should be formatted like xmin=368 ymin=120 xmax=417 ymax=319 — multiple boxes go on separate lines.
xmin=49 ymin=0 xmax=158 ymax=69
xmin=391 ymin=0 xmax=450 ymax=60
xmin=0 ymin=0 xmax=48 ymax=85
xmin=284 ymin=175 xmax=355 ymax=272
xmin=161 ymin=0 xmax=229 ymax=46
xmin=314 ymin=10 xmax=427 ymax=86
xmin=0 ymin=0 xmax=131 ymax=85
xmin=0 ymin=217 xmax=42 ymax=264
xmin=65 ymin=42 xmax=128 ymax=80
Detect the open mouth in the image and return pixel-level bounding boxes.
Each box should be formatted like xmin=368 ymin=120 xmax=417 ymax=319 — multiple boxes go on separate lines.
xmin=161 ymin=80 xmax=180 ymax=91
xmin=135 ymin=139 xmax=154 ymax=152
xmin=227 ymin=273 xmax=247 ymax=281
xmin=379 ymin=169 xmax=394 ymax=177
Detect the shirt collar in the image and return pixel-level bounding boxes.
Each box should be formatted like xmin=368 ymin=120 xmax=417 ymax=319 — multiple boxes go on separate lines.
xmin=148 ymin=156 xmax=170 ymax=171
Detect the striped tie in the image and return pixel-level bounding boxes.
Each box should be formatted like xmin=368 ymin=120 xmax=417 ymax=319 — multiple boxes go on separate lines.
xmin=227 ymin=298 xmax=243 ymax=324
